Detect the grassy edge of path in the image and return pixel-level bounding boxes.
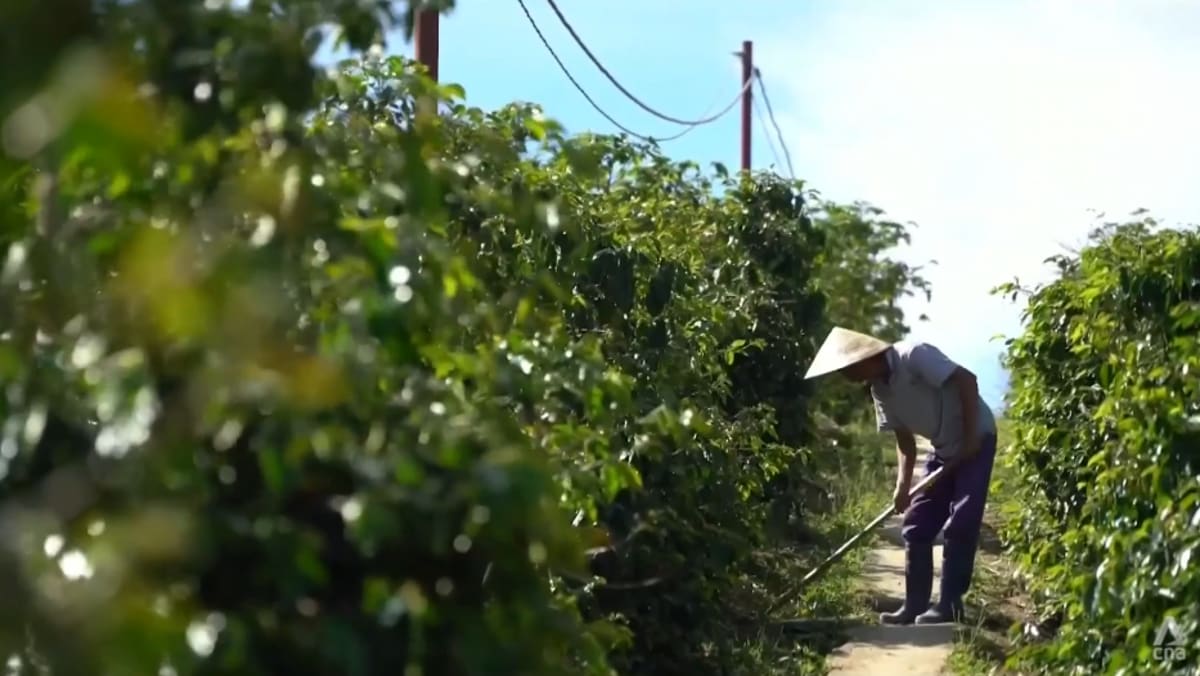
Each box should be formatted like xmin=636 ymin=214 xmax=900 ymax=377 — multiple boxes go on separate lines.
xmin=943 ymin=418 xmax=1039 ymax=676
xmin=734 ymin=429 xmax=896 ymax=674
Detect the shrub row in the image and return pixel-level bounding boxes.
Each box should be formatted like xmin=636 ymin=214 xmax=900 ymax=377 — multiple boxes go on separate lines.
xmin=0 ymin=4 xmax=929 ymax=674
xmin=1000 ymin=219 xmax=1200 ymax=675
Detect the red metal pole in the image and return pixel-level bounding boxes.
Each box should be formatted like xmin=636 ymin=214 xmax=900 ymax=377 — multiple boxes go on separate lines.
xmin=415 ymin=8 xmax=440 ymax=81
xmin=740 ymin=40 xmax=753 ymax=172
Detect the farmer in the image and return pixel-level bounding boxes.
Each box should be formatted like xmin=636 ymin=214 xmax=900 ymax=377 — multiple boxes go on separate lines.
xmin=803 ymin=327 xmax=997 ymax=625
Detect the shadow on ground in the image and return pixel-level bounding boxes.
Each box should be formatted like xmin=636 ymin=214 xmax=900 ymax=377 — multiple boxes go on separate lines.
xmin=769 ymin=616 xmax=959 ymax=651
xmin=867 ymin=590 xmax=904 ymax=612
xmin=835 ymin=624 xmax=957 ymax=650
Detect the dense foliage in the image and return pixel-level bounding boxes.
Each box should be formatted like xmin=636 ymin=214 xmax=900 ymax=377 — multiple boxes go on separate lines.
xmin=999 ymin=219 xmax=1200 ymax=675
xmin=0 ymin=2 xmax=930 ymax=675
xmin=805 ymin=202 xmax=932 ymax=428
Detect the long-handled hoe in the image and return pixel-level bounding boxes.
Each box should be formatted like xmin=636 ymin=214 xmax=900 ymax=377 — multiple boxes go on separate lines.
xmin=766 ymin=465 xmax=946 ymax=626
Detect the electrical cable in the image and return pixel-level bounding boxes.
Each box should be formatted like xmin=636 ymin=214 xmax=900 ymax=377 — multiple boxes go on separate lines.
xmin=518 ymin=0 xmax=744 ymax=142
xmin=753 ymin=97 xmax=784 ymax=174
xmin=542 ymin=0 xmax=752 ymax=127
xmin=517 ymin=0 xmax=699 ymax=142
xmin=753 ymin=68 xmax=796 ymax=180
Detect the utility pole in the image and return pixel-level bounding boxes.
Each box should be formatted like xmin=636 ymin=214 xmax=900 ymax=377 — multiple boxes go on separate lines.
xmin=740 ymin=40 xmax=753 ymax=173
xmin=415 ymin=7 xmax=440 ymax=81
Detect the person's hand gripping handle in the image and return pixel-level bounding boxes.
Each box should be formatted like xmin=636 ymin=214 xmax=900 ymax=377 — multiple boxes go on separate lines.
xmin=893 ymin=466 xmax=944 ymax=514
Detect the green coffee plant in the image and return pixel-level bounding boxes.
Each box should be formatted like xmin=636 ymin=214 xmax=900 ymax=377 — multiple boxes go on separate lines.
xmin=0 ymin=3 xmax=930 ymax=674
xmin=1000 ymin=219 xmax=1200 ymax=675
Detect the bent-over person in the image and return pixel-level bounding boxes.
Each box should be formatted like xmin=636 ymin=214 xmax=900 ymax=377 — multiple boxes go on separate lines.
xmin=803 ymin=327 xmax=998 ymax=625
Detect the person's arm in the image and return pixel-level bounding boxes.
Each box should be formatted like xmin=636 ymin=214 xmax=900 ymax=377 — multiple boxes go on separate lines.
xmin=871 ymin=388 xmax=917 ymax=511
xmin=947 ymin=367 xmax=981 ymax=465
xmin=892 ymin=427 xmax=918 ymax=513
xmin=894 ymin=427 xmax=917 ymax=490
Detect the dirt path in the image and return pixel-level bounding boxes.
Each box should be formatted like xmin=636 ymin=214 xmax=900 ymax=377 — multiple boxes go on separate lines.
xmin=825 ymin=518 xmax=955 ymax=675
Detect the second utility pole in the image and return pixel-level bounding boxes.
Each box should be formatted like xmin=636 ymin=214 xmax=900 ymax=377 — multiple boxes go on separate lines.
xmin=415 ymin=7 xmax=440 ymax=81
xmin=740 ymin=40 xmax=753 ymax=172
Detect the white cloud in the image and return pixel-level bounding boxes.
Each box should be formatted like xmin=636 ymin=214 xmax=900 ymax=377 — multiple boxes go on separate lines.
xmin=754 ymin=0 xmax=1200 ymax=404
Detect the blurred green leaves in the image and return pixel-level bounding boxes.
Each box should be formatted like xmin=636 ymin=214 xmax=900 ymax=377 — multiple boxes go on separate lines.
xmin=0 ymin=2 xmax=927 ymax=675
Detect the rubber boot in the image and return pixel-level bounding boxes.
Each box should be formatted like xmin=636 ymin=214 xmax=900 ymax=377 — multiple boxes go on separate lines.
xmin=880 ymin=543 xmax=933 ymax=625
xmin=916 ymin=538 xmax=973 ymax=624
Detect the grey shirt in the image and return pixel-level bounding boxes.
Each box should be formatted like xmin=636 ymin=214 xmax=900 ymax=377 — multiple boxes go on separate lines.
xmin=870 ymin=341 xmax=996 ymax=460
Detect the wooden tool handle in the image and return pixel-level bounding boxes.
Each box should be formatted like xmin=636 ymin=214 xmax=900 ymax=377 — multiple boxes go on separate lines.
xmin=768 ymin=465 xmax=947 ymax=615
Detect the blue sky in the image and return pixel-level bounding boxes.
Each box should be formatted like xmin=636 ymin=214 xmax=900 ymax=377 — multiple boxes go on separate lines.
xmin=321 ymin=0 xmax=1200 ymax=412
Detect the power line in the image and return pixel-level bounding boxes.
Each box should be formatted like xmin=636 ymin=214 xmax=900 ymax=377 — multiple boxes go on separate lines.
xmin=518 ymin=0 xmax=747 ymax=144
xmin=753 ymin=97 xmax=784 ymax=173
xmin=517 ymin=0 xmax=698 ymax=142
xmin=542 ymin=0 xmax=752 ymax=128
xmin=753 ymin=69 xmax=796 ymax=180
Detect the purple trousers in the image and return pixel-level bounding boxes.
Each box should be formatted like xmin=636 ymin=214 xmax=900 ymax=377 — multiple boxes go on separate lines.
xmin=901 ymin=434 xmax=998 ymax=549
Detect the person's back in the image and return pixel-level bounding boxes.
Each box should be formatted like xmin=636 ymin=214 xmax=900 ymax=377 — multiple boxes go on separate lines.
xmin=869 ymin=340 xmax=996 ymax=461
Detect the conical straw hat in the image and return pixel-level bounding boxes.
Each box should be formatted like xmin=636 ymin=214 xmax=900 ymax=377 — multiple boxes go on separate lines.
xmin=803 ymin=327 xmax=891 ymax=379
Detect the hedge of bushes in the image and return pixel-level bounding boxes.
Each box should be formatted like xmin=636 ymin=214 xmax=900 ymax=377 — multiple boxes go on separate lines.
xmin=1000 ymin=219 xmax=1200 ymax=675
xmin=0 ymin=3 xmax=931 ymax=674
